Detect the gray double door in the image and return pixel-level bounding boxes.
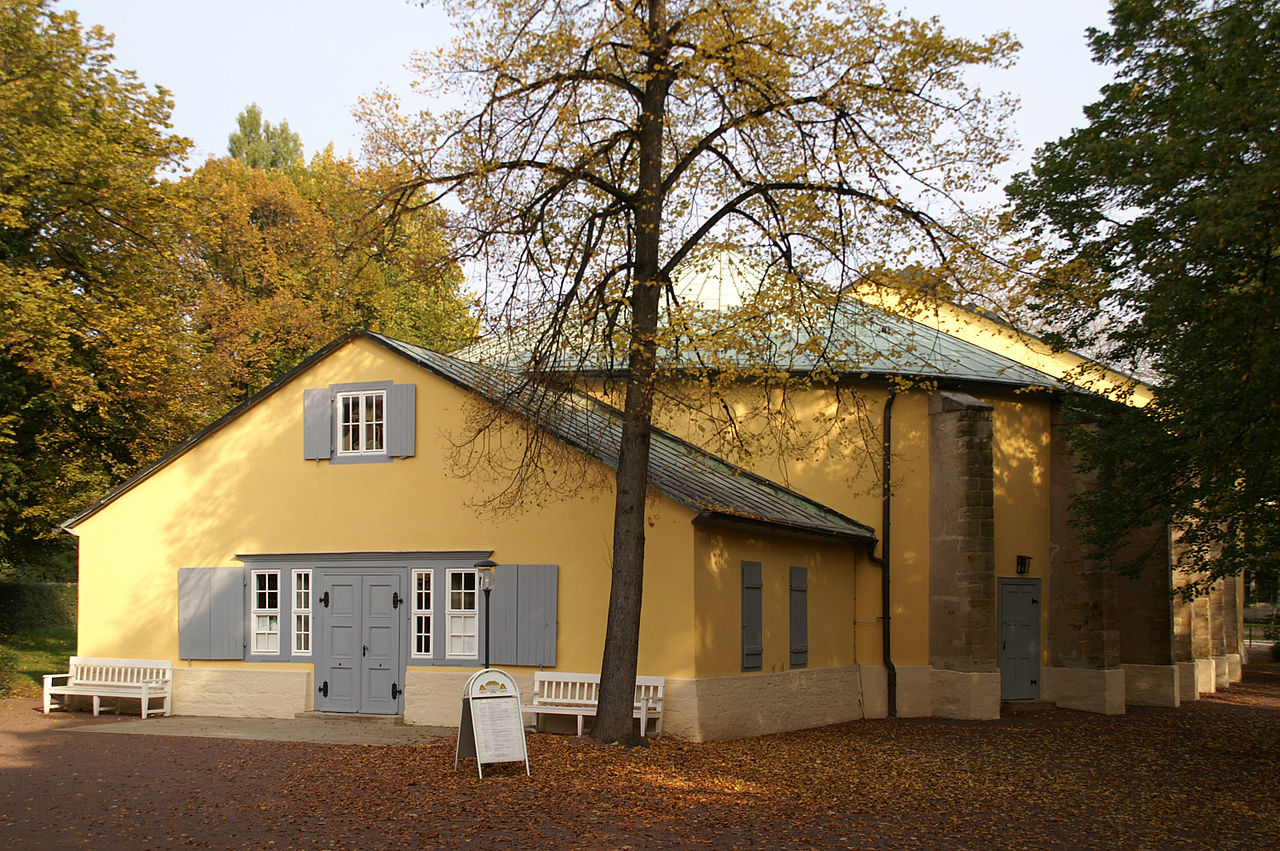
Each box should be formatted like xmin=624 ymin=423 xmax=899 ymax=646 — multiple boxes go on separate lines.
xmin=315 ymin=572 xmax=404 ymax=714
xmin=998 ymin=578 xmax=1041 ymax=700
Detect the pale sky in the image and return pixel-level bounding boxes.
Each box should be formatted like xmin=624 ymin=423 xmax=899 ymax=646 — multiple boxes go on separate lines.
xmin=67 ymin=0 xmax=1116 ymax=187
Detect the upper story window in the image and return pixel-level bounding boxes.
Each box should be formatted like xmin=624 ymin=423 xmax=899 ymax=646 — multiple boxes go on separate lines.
xmin=303 ymin=381 xmax=415 ymax=464
xmin=337 ymin=391 xmax=385 ymax=455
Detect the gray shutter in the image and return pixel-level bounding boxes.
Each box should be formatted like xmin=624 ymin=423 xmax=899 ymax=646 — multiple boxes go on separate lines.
xmin=386 ymin=383 xmax=416 ymax=457
xmin=789 ymin=566 xmax=808 ymax=669
xmin=517 ymin=564 xmax=557 ymax=666
xmin=489 ymin=565 xmax=518 ymax=666
xmin=303 ymin=388 xmax=332 ymax=459
xmin=489 ymin=564 xmax=557 ymax=667
xmin=179 ymin=567 xmax=245 ymax=659
xmin=741 ymin=561 xmax=763 ymax=671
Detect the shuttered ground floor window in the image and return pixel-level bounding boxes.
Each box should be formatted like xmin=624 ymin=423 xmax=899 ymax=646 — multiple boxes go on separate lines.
xmin=179 ymin=555 xmax=558 ymax=669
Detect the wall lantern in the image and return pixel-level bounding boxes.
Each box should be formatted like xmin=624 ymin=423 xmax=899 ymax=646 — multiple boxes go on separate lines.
xmin=1016 ymin=555 xmax=1032 ymax=576
xmin=474 ymin=559 xmax=498 ymax=668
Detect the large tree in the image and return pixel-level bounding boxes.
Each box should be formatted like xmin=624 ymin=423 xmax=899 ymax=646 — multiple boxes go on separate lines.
xmin=181 ymin=149 xmax=475 ymax=406
xmin=0 ymin=0 xmax=193 ymax=576
xmin=363 ymin=0 xmax=1015 ymax=741
xmin=1005 ymin=0 xmax=1280 ymax=591
xmin=227 ymin=103 xmax=304 ymax=170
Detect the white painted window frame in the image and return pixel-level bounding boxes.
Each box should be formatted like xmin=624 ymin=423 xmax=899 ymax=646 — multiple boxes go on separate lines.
xmin=411 ymin=569 xmax=433 ymax=658
xmin=445 ymin=569 xmax=478 ymax=659
xmin=251 ymin=570 xmax=280 ymax=655
xmin=292 ymin=569 xmax=312 ymax=655
xmin=335 ymin=389 xmax=386 ymax=456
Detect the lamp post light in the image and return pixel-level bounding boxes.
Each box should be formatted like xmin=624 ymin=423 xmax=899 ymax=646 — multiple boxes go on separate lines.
xmin=475 ymin=560 xmax=497 ymax=669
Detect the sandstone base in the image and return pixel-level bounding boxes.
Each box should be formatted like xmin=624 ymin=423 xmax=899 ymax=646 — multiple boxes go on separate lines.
xmin=1176 ymin=662 xmax=1199 ymax=703
xmin=1195 ymin=658 xmax=1217 ymax=694
xmin=1123 ymin=664 xmax=1180 ymax=707
xmin=1226 ymin=653 xmax=1243 ymax=684
xmin=1042 ymin=667 xmax=1125 ymax=715
xmin=171 ymin=667 xmax=311 ymax=718
xmin=1214 ymin=655 xmax=1231 ymax=689
xmin=894 ymin=665 xmax=932 ymax=718
xmin=930 ymin=669 xmax=1000 ymax=720
xmin=667 ymin=665 xmax=873 ymax=741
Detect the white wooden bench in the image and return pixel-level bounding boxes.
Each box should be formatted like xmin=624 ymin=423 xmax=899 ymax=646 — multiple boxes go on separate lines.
xmin=43 ymin=656 xmax=173 ymax=718
xmin=524 ymin=672 xmax=664 ymax=737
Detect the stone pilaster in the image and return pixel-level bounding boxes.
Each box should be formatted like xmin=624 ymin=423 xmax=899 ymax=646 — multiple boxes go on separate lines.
xmin=928 ymin=392 xmax=1000 ymax=718
xmin=1044 ymin=406 xmax=1123 ymax=713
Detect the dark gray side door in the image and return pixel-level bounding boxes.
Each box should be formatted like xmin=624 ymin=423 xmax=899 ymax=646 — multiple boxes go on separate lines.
xmin=998 ymin=577 xmax=1041 ymax=700
xmin=316 ymin=572 xmax=404 ymax=714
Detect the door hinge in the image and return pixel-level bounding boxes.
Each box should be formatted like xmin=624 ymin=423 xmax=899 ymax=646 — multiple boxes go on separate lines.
xmin=1030 ymin=678 xmax=1038 ymax=686
xmin=392 ymin=591 xmax=402 ymax=610
xmin=391 ymin=682 xmax=401 ymax=700
xmin=319 ymin=591 xmax=330 ymax=608
xmin=319 ymin=680 xmax=329 ymax=698
xmin=1031 ymin=598 xmax=1039 ymax=605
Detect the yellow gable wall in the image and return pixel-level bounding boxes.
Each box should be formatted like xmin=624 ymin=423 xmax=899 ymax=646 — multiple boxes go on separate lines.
xmin=693 ymin=528 xmax=870 ymax=677
xmin=72 ymin=337 xmax=697 ymax=677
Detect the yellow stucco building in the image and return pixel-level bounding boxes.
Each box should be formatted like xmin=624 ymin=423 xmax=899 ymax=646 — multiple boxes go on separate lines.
xmin=64 ymin=290 xmax=1246 ymax=739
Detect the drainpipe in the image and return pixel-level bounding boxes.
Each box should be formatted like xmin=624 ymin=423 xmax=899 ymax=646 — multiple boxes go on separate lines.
xmin=866 ymin=393 xmax=897 ymax=717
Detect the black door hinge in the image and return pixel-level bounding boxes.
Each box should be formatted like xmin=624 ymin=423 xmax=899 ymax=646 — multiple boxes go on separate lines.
xmin=319 ymin=680 xmax=329 ymax=698
xmin=319 ymin=591 xmax=330 ymax=608
xmin=392 ymin=591 xmax=402 ymax=610
xmin=391 ymin=682 xmax=401 ymax=700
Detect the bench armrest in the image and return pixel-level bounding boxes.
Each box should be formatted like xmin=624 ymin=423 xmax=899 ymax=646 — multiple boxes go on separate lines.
xmin=42 ymin=673 xmax=70 ymax=688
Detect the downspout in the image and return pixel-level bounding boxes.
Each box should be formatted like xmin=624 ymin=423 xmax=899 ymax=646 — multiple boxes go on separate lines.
xmin=866 ymin=393 xmax=897 ymax=717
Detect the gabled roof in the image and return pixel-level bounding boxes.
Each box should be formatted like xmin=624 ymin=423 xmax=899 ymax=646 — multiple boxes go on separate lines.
xmin=455 ymin=295 xmax=1066 ymax=392
xmin=374 ymin=334 xmax=875 ymax=542
xmin=65 ymin=331 xmax=875 ymax=544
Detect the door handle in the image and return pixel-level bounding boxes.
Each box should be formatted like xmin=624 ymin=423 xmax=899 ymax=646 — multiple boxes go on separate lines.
xmin=362 ymin=644 xmax=369 ymax=657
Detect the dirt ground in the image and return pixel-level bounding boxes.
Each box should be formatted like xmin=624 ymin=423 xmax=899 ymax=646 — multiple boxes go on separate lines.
xmin=2 ymin=654 xmax=1278 ymax=849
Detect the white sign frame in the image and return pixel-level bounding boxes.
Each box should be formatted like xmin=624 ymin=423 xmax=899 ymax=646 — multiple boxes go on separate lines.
xmin=455 ymin=668 xmax=531 ymax=778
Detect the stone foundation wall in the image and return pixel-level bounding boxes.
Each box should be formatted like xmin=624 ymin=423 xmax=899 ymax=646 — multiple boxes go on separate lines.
xmin=171 ymin=667 xmax=312 ymax=717
xmin=1123 ymin=664 xmax=1180 ymax=707
xmin=1042 ymin=666 xmax=1125 ymax=714
xmin=931 ymin=669 xmax=1001 ymax=719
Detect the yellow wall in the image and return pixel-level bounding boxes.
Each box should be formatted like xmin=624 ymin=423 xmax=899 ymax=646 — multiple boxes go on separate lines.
xmin=692 ymin=528 xmax=870 ymax=677
xmin=73 ymin=337 xmax=698 ymax=676
xmin=989 ymin=396 xmax=1054 ymax=662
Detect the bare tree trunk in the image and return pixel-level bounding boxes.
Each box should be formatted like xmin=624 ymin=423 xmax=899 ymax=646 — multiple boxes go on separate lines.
xmin=591 ymin=0 xmax=670 ymax=745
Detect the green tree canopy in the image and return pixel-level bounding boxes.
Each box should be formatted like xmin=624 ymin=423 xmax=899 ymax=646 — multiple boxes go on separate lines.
xmin=0 ymin=0 xmax=194 ymax=575
xmin=228 ymin=103 xmax=304 ymax=170
xmin=1005 ymin=0 xmax=1280 ymax=589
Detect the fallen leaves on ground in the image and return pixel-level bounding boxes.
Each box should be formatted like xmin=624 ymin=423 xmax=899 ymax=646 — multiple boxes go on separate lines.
xmin=2 ymin=661 xmax=1278 ymax=849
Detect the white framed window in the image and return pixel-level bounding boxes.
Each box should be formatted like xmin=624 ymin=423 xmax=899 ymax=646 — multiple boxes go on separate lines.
xmin=292 ymin=570 xmax=311 ymax=655
xmin=336 ymin=390 xmax=385 ymax=455
xmin=251 ymin=570 xmax=280 ymax=654
xmin=446 ymin=569 xmax=477 ymax=658
xmin=412 ymin=569 xmax=433 ymax=657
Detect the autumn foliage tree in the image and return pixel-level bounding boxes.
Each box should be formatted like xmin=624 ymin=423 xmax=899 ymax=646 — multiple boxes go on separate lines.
xmin=180 ymin=150 xmax=475 ymax=407
xmin=0 ymin=0 xmax=194 ymax=575
xmin=362 ymin=0 xmax=1016 ymax=742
